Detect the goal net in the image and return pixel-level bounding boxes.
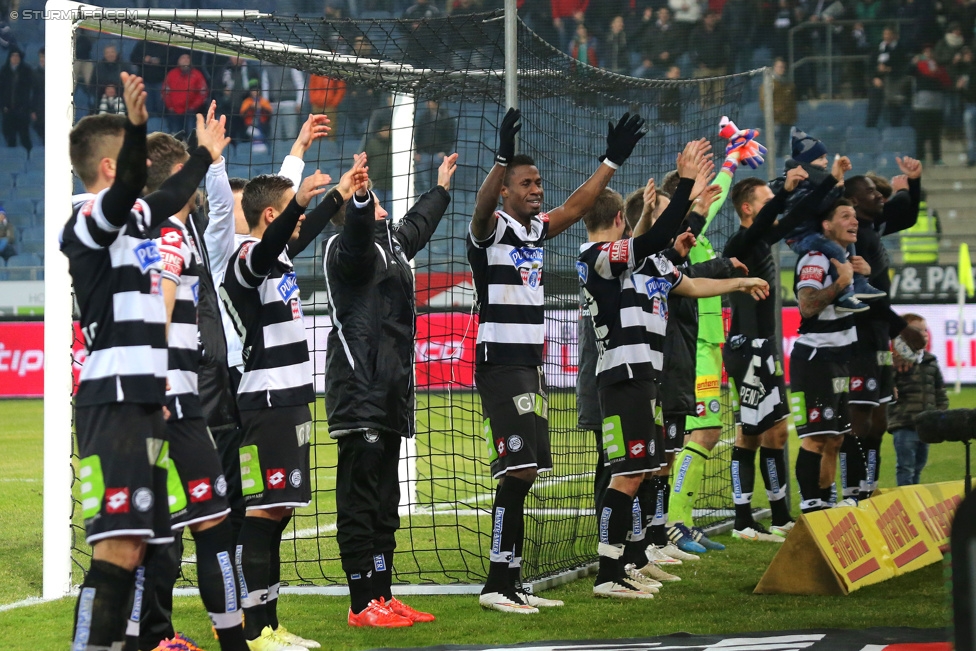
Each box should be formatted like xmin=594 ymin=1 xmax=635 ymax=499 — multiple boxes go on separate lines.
xmin=47 ymin=2 xmax=767 ymax=597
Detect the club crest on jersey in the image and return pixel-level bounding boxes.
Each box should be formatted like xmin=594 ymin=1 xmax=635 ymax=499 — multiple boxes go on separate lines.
xmin=134 ymin=240 xmax=162 ymax=272
xmin=520 ymin=266 xmax=542 ymax=289
xmin=277 ymin=272 xmax=299 ymax=302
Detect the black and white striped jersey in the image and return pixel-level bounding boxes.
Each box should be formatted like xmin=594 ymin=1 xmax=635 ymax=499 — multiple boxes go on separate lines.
xmin=578 ymin=239 xmax=683 ymax=388
xmin=60 ymin=191 xmax=169 ymax=406
xmin=220 ymin=237 xmax=313 ymax=410
xmin=466 ymin=210 xmax=549 ymax=367
xmin=794 ymin=251 xmax=857 ymax=357
xmin=152 ymin=216 xmax=203 ymax=420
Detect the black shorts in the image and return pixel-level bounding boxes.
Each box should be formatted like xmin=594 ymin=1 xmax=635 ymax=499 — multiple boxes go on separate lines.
xmin=724 ymin=336 xmax=790 ymax=437
xmin=662 ymin=412 xmax=685 ymax=454
xmin=789 ymin=345 xmax=852 ymax=438
xmin=76 ymin=403 xmax=174 ymax=545
xmin=167 ymin=417 xmax=231 ymax=530
xmin=598 ymin=380 xmax=665 ymax=476
xmin=475 ymin=364 xmax=552 ymax=480
xmin=849 ymin=349 xmax=895 ymax=407
xmin=238 ymin=405 xmax=312 ymax=510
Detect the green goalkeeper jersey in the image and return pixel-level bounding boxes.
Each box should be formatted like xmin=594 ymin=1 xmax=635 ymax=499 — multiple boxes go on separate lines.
xmin=688 ymin=171 xmax=733 ymax=344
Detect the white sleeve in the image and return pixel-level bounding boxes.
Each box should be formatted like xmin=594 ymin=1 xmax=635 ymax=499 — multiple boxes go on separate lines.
xmin=204 ymin=156 xmax=236 ymax=280
xmin=795 ymin=253 xmax=830 ymax=291
xmin=277 ymin=154 xmax=305 ymax=191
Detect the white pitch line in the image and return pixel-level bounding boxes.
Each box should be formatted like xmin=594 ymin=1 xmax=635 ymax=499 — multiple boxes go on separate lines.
xmin=0 ymin=597 xmax=51 ymax=612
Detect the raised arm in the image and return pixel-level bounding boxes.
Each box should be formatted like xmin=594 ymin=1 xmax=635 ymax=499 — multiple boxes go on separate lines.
xmin=393 ymin=153 xmax=457 ymax=261
xmin=329 ymin=170 xmax=380 ymax=285
xmin=287 ymin=153 xmax=367 ymax=258
xmin=548 ymin=112 xmax=647 ymax=237
xmin=470 ymin=108 xmax=520 ymax=242
xmin=278 ymin=113 xmax=331 ymax=190
xmin=249 ymin=171 xmax=332 ymax=276
xmin=99 ymin=73 xmax=149 ymax=227
xmin=878 ymin=156 xmax=922 ymax=234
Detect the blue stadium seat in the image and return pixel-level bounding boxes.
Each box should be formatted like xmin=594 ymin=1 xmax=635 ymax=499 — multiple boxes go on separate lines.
xmin=6 ymin=253 xmax=42 ymax=267
xmin=12 ymin=184 xmax=43 ymax=201
xmin=24 ymin=149 xmax=43 ymax=172
xmin=21 ymin=225 xmax=43 ymax=243
xmin=0 ymin=158 xmax=24 ymax=176
xmin=844 ymin=133 xmax=882 ymax=156
xmin=15 ymin=173 xmax=45 ymax=191
xmin=3 ymin=198 xmax=37 ymax=222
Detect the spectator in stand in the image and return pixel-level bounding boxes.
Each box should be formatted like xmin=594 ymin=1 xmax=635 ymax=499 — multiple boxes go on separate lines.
xmin=897 ymin=0 xmax=940 ymax=54
xmin=0 ymin=208 xmax=16 ymax=262
xmin=948 ymin=0 xmax=976 ymax=47
xmin=345 ymin=37 xmax=385 ymax=137
xmin=551 ymin=0 xmax=589 ymax=53
xmin=867 ymin=26 xmax=910 ymax=127
xmin=73 ymin=30 xmax=94 ymax=91
xmin=0 ymin=49 xmax=32 ymax=151
xmin=845 ymin=21 xmax=872 ymax=96
xmin=957 ymin=47 xmax=976 ymax=166
xmin=936 ymin=22 xmax=967 ymax=136
xmin=670 ymin=0 xmax=703 ymax=41
xmin=689 ymin=11 xmax=729 ymax=105
xmin=912 ymin=44 xmax=952 ymax=165
xmin=308 ymin=75 xmax=345 ymax=138
xmin=603 ymin=15 xmax=629 ymax=75
xmin=216 ymin=56 xmax=260 ymax=144
xmin=240 ymin=78 xmax=273 ymax=153
xmin=162 ymin=53 xmax=209 ymax=136
xmin=93 ymin=45 xmax=127 ymax=101
xmin=30 ymin=48 xmax=42 ymax=144
xmin=363 ymin=121 xmax=393 ymax=206
xmin=635 ymin=7 xmax=683 ymax=78
xmin=97 ymin=83 xmax=126 ymax=115
xmin=852 ymin=0 xmax=886 ymax=46
xmin=570 ymin=23 xmax=599 ymax=67
xmin=771 ymin=0 xmax=795 ymax=59
xmin=404 ymin=0 xmax=443 ymax=19
xmin=414 ymin=99 xmax=457 ymax=193
xmin=723 ymin=0 xmax=757 ymax=73
xmin=759 ymin=58 xmax=797 ymax=158
xmin=888 ymin=314 xmax=948 ymax=486
xmin=262 ymin=65 xmax=306 ymax=142
xmin=658 ymin=65 xmax=683 ymax=123
xmin=128 ymin=40 xmax=169 ymax=115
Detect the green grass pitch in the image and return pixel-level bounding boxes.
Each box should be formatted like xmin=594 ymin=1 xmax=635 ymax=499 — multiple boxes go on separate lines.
xmin=0 ymin=389 xmax=965 ymax=649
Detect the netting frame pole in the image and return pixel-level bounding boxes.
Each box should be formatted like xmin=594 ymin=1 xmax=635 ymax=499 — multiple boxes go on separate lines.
xmin=391 ymin=92 xmax=419 ymax=514
xmin=42 ymin=0 xmax=80 ymax=600
xmin=504 ymin=0 xmax=518 ymax=110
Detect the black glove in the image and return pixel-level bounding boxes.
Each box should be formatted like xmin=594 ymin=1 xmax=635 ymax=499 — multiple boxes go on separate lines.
xmin=602 ymin=112 xmax=647 ymax=167
xmin=495 ymin=107 xmax=521 ymax=166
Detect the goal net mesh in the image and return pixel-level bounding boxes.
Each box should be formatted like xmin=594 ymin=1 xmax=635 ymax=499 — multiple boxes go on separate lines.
xmin=67 ymin=6 xmax=765 ymax=590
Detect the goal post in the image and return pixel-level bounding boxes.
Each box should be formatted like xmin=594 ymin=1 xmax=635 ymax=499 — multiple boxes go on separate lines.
xmin=44 ymin=1 xmax=766 ymax=598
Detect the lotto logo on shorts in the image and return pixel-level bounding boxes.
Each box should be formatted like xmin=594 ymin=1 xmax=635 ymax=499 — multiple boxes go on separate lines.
xmin=188 ymin=479 xmax=212 ymax=503
xmin=105 ymin=488 xmax=129 ymax=514
xmin=266 ymin=469 xmax=286 ymax=490
xmin=628 ymin=442 xmax=646 ymax=458
xmin=808 ymin=407 xmax=822 ymax=423
xmin=696 ymin=402 xmax=706 ymax=417
xmin=851 ymin=376 xmax=864 ymax=392
xmin=495 ymin=438 xmax=507 ymax=457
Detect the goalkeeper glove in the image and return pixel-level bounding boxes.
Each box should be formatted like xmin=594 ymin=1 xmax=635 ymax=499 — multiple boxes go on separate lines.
xmin=495 ymin=107 xmax=521 ymax=166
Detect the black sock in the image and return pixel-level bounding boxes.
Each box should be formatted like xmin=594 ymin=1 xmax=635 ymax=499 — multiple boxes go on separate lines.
xmin=593 ymin=429 xmax=610 ymax=520
xmin=266 ymin=514 xmax=289 ymax=631
xmin=508 ymin=490 xmax=526 ymax=589
xmin=796 ymin=447 xmax=824 ymax=513
xmin=238 ymin=516 xmax=278 ymax=639
xmin=732 ymin=446 xmax=757 ymax=530
xmin=596 ymin=488 xmax=633 ymax=584
xmin=73 ymin=559 xmax=136 ymax=650
xmin=623 ymin=483 xmax=652 ymax=568
xmin=347 ymin=569 xmax=374 ymax=615
xmin=760 ymin=446 xmax=792 ymax=525
xmin=861 ymin=436 xmax=882 ymax=499
xmin=483 ymin=476 xmax=532 ymax=594
xmin=193 ymin=520 xmax=247 ymax=651
xmin=840 ymin=434 xmax=866 ymax=499
xmin=122 ymin=565 xmax=145 ymax=651
xmin=649 ymin=476 xmax=669 ymax=545
xmin=373 ymin=551 xmax=394 ymax=602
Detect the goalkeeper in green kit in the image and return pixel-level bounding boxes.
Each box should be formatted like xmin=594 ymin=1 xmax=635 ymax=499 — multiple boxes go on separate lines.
xmin=664 ymin=119 xmax=768 ymax=552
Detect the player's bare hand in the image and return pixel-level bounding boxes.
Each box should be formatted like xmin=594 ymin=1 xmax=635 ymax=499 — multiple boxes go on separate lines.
xmin=437 ymin=153 xmax=459 ymax=191
xmin=694 ymin=182 xmax=722 ymax=216
xmin=297 ymin=169 xmax=333 ymax=206
xmin=643 ymin=177 xmax=657 ymax=208
xmin=674 ymin=229 xmax=697 ymax=257
xmin=205 ymin=99 xmax=217 ymax=125
xmin=729 ymin=257 xmax=749 ymax=275
xmin=120 ymin=72 xmax=148 ymax=126
xmin=677 ymin=138 xmax=711 ymax=179
xmin=890 ymin=174 xmax=909 ymax=193
xmin=831 ymin=155 xmax=852 ymax=183
xmin=849 ymin=255 xmax=871 ymax=276
xmin=336 ymin=153 xmax=368 ymax=200
xmin=739 ymin=277 xmax=769 ymax=300
xmin=291 ymin=114 xmax=331 ymax=157
xmin=896 ymin=156 xmax=922 ymax=179
xmin=195 ymin=112 xmax=230 ymax=162
xmin=830 ymin=258 xmax=854 ymax=289
xmin=784 ymin=166 xmax=808 ymax=192
xmin=353 ymin=166 xmax=371 ymax=200
xmin=691 ymin=156 xmax=717 ymax=201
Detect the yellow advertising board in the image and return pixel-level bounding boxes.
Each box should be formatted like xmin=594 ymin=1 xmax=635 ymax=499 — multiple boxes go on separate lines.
xmin=862 ymin=491 xmax=942 ymax=575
